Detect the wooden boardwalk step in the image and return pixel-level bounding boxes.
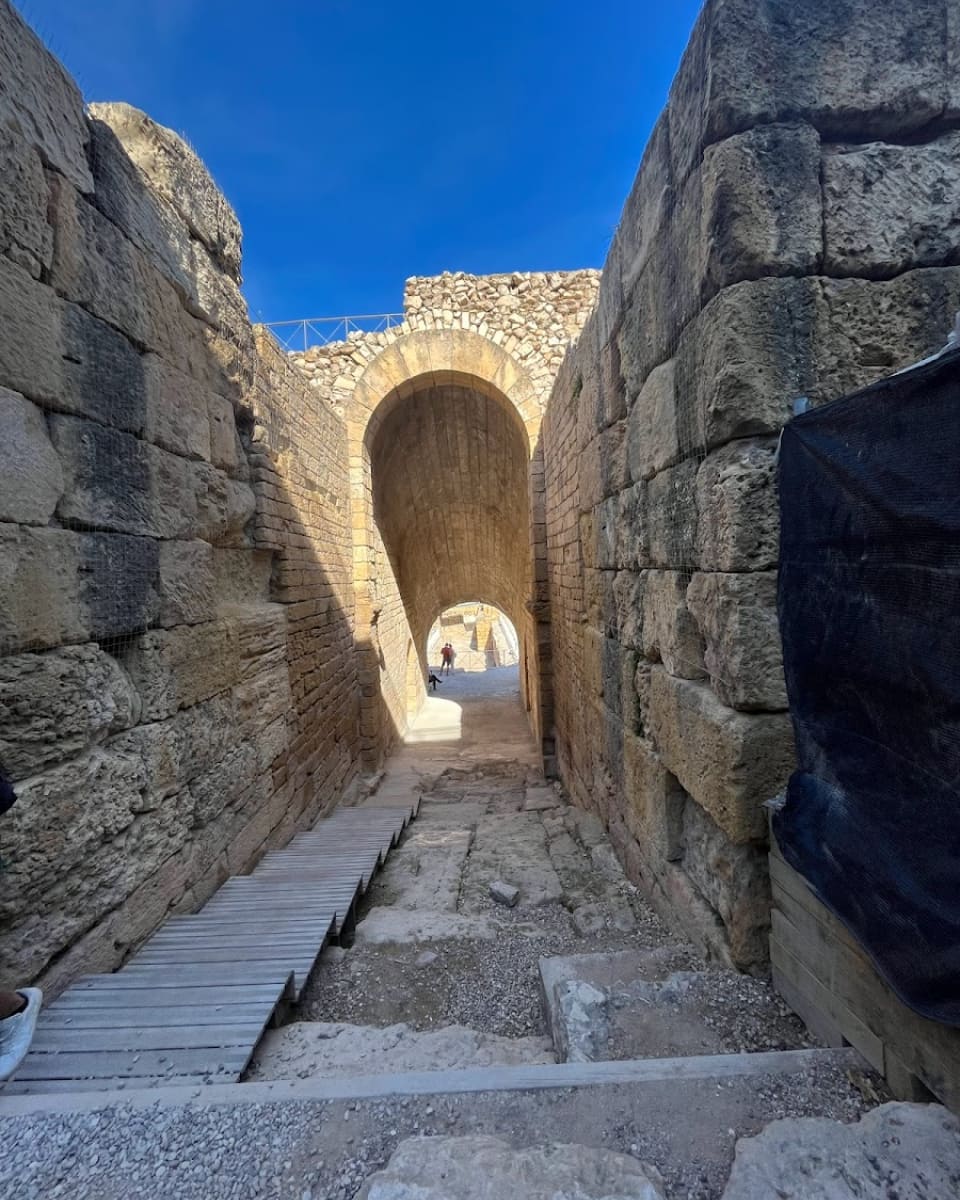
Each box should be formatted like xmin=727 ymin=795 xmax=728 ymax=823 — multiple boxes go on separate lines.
xmin=12 ymin=797 xmax=415 ymax=1094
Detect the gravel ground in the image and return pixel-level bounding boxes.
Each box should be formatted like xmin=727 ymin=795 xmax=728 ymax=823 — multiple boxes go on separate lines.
xmin=1 ymin=1063 xmax=884 ymax=1200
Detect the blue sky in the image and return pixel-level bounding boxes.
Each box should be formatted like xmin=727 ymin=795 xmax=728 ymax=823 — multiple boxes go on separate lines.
xmin=18 ymin=1 xmax=703 ymax=323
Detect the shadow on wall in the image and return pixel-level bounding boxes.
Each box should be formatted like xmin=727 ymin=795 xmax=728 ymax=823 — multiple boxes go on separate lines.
xmin=0 ymin=22 xmax=366 ymax=998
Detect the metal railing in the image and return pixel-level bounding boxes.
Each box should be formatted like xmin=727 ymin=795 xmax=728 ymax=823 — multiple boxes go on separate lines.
xmin=263 ymin=313 xmax=404 ymax=352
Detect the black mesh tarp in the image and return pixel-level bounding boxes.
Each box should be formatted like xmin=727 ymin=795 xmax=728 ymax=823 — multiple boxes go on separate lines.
xmin=773 ymin=348 xmax=960 ymax=1026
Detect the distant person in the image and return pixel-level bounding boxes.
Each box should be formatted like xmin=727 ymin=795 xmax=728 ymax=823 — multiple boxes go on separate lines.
xmin=0 ymin=764 xmax=42 ymax=1082
xmin=427 ymin=671 xmax=442 ymax=692
xmin=440 ymin=643 xmax=454 ymax=675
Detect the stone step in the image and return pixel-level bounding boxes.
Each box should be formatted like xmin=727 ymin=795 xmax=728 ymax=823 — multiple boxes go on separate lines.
xmin=539 ymin=948 xmax=813 ymax=1063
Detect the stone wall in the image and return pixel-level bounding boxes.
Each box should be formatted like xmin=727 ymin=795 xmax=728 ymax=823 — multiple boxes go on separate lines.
xmin=541 ymin=0 xmax=960 ymax=972
xmin=0 ymin=1 xmax=360 ymax=992
xmin=288 ymin=270 xmax=598 ymax=768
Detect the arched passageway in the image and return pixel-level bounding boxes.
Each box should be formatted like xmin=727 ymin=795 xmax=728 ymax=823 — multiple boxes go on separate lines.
xmin=428 ymin=603 xmax=519 ymax=673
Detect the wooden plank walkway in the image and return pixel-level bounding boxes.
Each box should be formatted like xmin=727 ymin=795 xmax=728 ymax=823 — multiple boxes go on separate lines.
xmin=5 ymin=799 xmax=418 ymax=1095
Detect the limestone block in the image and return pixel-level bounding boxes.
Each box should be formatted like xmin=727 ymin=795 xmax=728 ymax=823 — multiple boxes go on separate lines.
xmin=687 ymin=572 xmax=787 ymax=712
xmin=611 ymin=569 xmax=645 ymax=651
xmin=622 ymin=728 xmax=685 ymax=863
xmin=125 ymin=619 xmax=242 ymax=720
xmin=627 ymin=359 xmax=679 ymax=482
xmin=0 ymin=644 xmax=139 ymax=778
xmin=0 ymin=120 xmax=53 ymax=278
xmin=189 ymin=239 xmax=251 ymax=341
xmin=77 ymin=530 xmax=161 ymax=641
xmin=648 ymin=668 xmax=794 ymax=844
xmin=4 ymin=747 xmax=145 ymax=899
xmin=195 ymin=468 xmax=256 ymax=546
xmin=594 ymin=497 xmax=618 ymax=570
xmin=722 ymin=1103 xmax=960 ymax=1200
xmin=0 ymin=255 xmax=63 ymax=403
xmin=88 ymin=103 xmax=242 ymax=279
xmin=677 ymin=276 xmax=817 ymax=453
xmin=0 ymin=0 xmax=93 ymax=192
xmin=190 ymin=742 xmax=259 ymax=828
xmin=679 ymin=799 xmax=771 ymax=973
xmin=208 ymin=392 xmax=243 ymax=472
xmin=813 ymin=268 xmax=960 ymax=403
xmin=601 ymin=637 xmax=638 ymax=729
xmin=615 ymin=113 xmax=672 ymax=291
xmin=705 ymin=0 xmax=948 ymax=146
xmin=143 ymin=355 xmax=212 ymax=461
xmin=823 ymin=132 xmax=960 ymax=278
xmin=0 ymin=523 xmax=85 ymax=651
xmin=695 ymin=439 xmax=779 ymax=572
xmin=158 ymin=538 xmax=216 ymax=627
xmin=617 ymin=481 xmax=649 ymax=570
xmin=59 ymin=302 xmax=150 ymax=433
xmin=647 ymin=459 xmax=698 ymax=568
xmin=641 ymin=570 xmax=705 ymax=681
xmin=86 ymin=115 xmax=196 ymax=302
xmin=50 ymin=414 xmax=155 ymax=537
xmin=701 ymin=124 xmax=821 ymax=299
xmin=108 ymin=720 xmax=180 ymax=807
xmin=356 ymin=1135 xmax=667 ymax=1200
xmin=0 ymin=388 xmax=63 ymax=524
xmin=213 ymin=548 xmax=273 ymax=607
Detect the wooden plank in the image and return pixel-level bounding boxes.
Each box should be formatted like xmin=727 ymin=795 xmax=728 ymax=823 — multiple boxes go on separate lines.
xmin=30 ymin=1024 xmax=264 ymax=1053
xmin=52 ymin=984 xmax=284 ymax=1007
xmin=14 ymin=1045 xmax=249 ymax=1081
xmin=39 ymin=1005 xmax=274 ymax=1029
xmin=130 ymin=947 xmax=318 ymax=967
xmin=80 ymin=967 xmax=292 ymax=988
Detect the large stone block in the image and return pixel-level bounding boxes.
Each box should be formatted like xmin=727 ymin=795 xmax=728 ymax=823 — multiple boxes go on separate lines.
xmin=143 ymin=355 xmax=212 ymax=461
xmin=0 ymin=645 xmax=140 ymax=777
xmin=78 ymin=531 xmax=161 ymax=641
xmin=627 ymin=359 xmax=680 ymax=483
xmin=823 ymin=132 xmax=960 ymax=278
xmin=705 ymin=0 xmax=949 ymax=145
xmin=679 ymin=797 xmax=771 ymax=971
xmin=88 ymin=102 xmax=242 ymax=279
xmin=614 ymin=112 xmax=673 ymax=293
xmin=0 ymin=523 xmax=84 ymax=651
xmin=695 ymin=439 xmax=779 ymax=572
xmin=158 ymin=539 xmax=216 ymax=627
xmin=616 ymin=481 xmax=649 ymax=570
xmin=687 ymin=572 xmax=787 ymax=712
xmin=0 ymin=0 xmax=94 ymax=192
xmin=0 ymin=388 xmax=63 ymax=524
xmin=641 ymin=570 xmax=705 ymax=681
xmin=0 ymin=119 xmax=53 ymax=278
xmin=701 ymin=124 xmax=822 ymax=299
xmin=208 ymin=392 xmax=244 ymax=473
xmin=0 ymin=255 xmax=63 ymax=403
xmin=86 ymin=115 xmax=196 ymax=302
xmin=622 ymin=729 xmax=685 ymax=864
xmin=647 ymin=459 xmax=698 ymax=568
xmin=3 ymin=747 xmax=145 ymax=901
xmin=125 ymin=619 xmax=243 ymax=720
xmin=648 ymin=667 xmax=794 ymax=844
xmin=610 ymin=569 xmax=645 ymax=651
xmin=676 ymin=276 xmax=818 ymax=453
xmin=813 ymin=268 xmax=960 ymax=403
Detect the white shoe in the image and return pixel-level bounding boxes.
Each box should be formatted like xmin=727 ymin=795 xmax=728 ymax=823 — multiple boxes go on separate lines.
xmin=0 ymin=988 xmax=42 ymax=1081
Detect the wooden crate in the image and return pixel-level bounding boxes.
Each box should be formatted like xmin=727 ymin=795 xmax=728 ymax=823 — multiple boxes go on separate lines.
xmin=769 ymin=833 xmax=960 ymax=1112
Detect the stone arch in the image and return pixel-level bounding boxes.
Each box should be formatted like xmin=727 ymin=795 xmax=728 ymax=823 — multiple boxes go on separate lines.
xmin=347 ymin=328 xmax=553 ymax=767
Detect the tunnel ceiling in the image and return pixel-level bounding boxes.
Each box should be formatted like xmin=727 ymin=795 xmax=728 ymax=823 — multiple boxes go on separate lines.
xmin=369 ymin=382 xmax=531 ymax=650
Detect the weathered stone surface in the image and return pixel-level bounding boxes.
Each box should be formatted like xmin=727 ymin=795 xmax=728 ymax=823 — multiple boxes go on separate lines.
xmin=702 ymin=124 xmax=822 ymax=299
xmin=648 ymin=669 xmax=794 ymax=845
xmin=706 ymin=0 xmax=949 ymax=145
xmin=627 ymin=359 xmax=679 ymax=482
xmin=680 ymin=799 xmax=771 ymax=972
xmin=622 ymin=730 xmax=685 ymax=863
xmin=158 ymin=538 xmax=216 ymax=627
xmin=610 ymin=570 xmax=645 ymax=650
xmin=0 ymin=388 xmax=63 ymax=524
xmin=125 ymin=619 xmax=242 ymax=720
xmin=647 ymin=461 xmax=698 ymax=569
xmin=208 ymin=392 xmax=243 ymax=472
xmin=824 ymin=132 xmax=960 ymax=278
xmin=143 ymin=355 xmax=212 ymax=461
xmin=0 ymin=0 xmax=93 ymax=192
xmin=0 ymin=120 xmax=53 ymax=278
xmin=78 ymin=531 xmax=161 ymax=641
xmin=213 ymin=547 xmax=272 ymax=607
xmin=489 ymin=879 xmax=520 ymax=907
xmin=687 ymin=572 xmax=786 ymax=712
xmin=721 ymin=1103 xmax=960 ymax=1200
xmin=0 ymin=645 xmax=140 ymax=778
xmin=357 ymin=1136 xmax=667 ymax=1200
xmin=813 ymin=267 xmax=960 ymax=403
xmin=642 ymin=570 xmax=705 ymax=681
xmin=0 ymin=524 xmax=84 ymax=651
xmin=677 ymin=276 xmax=818 ymax=453
xmin=89 ymin=102 xmax=242 ymax=279
xmin=695 ymin=439 xmax=779 ymax=572
xmin=0 ymin=255 xmax=63 ymax=404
